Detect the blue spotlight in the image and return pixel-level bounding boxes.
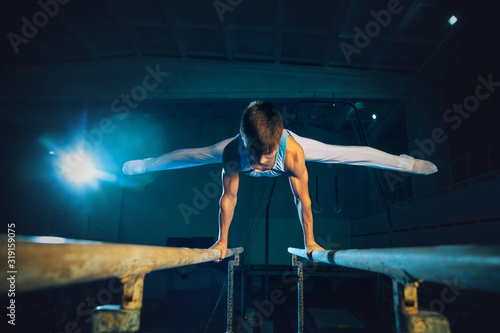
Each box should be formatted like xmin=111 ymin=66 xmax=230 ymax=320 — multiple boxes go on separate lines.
xmin=62 ymin=154 xmax=97 ymax=184
xmin=448 ymin=15 xmax=457 ymax=25
xmin=372 ymin=114 xmax=377 ymax=120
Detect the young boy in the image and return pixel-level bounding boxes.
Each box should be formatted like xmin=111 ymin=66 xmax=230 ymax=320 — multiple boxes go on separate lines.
xmin=123 ymin=101 xmax=437 ymax=259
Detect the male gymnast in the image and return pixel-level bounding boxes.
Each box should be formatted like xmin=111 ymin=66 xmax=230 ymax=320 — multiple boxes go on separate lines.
xmin=123 ymin=101 xmax=438 ymax=260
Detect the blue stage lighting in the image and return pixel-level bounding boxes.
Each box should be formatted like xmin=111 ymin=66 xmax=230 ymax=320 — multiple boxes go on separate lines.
xmin=62 ymin=154 xmax=97 ymax=184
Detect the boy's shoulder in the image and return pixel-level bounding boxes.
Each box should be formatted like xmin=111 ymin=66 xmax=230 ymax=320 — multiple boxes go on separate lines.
xmin=285 ymin=134 xmax=304 ymax=158
xmin=222 ymin=137 xmax=241 ymax=173
xmin=284 ymin=135 xmax=306 ymax=173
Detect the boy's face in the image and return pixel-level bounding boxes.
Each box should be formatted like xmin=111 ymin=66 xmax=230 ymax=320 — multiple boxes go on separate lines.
xmin=248 ymin=146 xmax=278 ymax=168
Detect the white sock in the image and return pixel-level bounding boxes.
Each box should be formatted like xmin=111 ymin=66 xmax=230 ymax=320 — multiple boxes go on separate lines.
xmin=122 ymin=159 xmax=149 ymax=175
xmin=410 ymin=158 xmax=438 ymax=175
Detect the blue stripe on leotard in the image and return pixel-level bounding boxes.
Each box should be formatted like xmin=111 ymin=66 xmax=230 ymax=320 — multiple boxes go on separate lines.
xmin=237 ymin=130 xmax=289 ymax=177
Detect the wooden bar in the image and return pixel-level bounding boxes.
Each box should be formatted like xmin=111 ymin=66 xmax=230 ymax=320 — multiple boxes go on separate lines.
xmin=288 ymin=245 xmax=500 ymax=294
xmin=0 ymin=235 xmax=243 ymax=292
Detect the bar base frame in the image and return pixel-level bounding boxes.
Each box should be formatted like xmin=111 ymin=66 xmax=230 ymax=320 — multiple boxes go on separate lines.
xmin=292 ymin=254 xmax=304 ymax=333
xmin=91 ymin=305 xmax=140 ymax=333
xmin=393 ymin=280 xmax=451 ymax=333
xmin=227 ymin=253 xmax=240 ymax=333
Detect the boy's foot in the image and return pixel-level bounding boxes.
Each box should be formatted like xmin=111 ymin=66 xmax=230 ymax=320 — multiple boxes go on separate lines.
xmin=122 ymin=159 xmax=147 ymax=175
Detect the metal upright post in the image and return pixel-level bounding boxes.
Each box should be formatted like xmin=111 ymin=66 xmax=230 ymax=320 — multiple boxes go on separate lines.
xmin=227 ymin=253 xmax=240 ymax=333
xmin=265 ymin=178 xmax=277 ymax=304
xmin=292 ymin=255 xmax=304 ymax=333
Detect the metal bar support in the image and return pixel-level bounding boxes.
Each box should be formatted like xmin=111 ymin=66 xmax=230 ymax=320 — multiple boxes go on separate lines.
xmin=227 ymin=253 xmax=240 ymax=333
xmin=91 ymin=273 xmax=146 ymax=333
xmin=292 ymin=255 xmax=304 ymax=333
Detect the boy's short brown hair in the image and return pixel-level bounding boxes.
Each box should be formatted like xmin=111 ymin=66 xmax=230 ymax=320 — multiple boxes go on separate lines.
xmin=240 ymin=101 xmax=283 ymax=157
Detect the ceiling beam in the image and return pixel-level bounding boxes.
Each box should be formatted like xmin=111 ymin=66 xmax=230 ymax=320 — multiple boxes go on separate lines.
xmin=414 ymin=2 xmax=483 ymax=78
xmin=103 ymin=0 xmax=142 ymax=56
xmin=234 ymin=53 xmax=274 ymax=62
xmin=284 ymin=27 xmax=329 ymax=36
xmin=30 ymin=38 xmax=55 ymax=66
xmin=396 ymin=37 xmax=434 ymax=44
xmin=0 ymin=56 xmax=410 ymax=102
xmin=285 ymin=56 xmax=373 ymax=69
xmin=274 ymin=0 xmax=285 ymax=64
xmin=0 ymin=17 xmax=54 ymax=67
xmin=338 ymin=0 xmax=358 ymax=38
xmin=176 ymin=22 xmax=218 ymax=30
xmin=156 ymin=0 xmax=187 ymax=58
xmin=230 ymin=25 xmax=273 ymax=33
xmin=219 ymin=17 xmax=234 ymax=61
xmin=372 ymin=0 xmax=420 ymax=70
xmin=323 ymin=0 xmax=351 ymax=67
xmin=55 ymin=10 xmax=99 ymax=60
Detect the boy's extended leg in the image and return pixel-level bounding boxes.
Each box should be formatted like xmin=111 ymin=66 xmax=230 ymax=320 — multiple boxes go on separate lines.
xmin=288 ymin=131 xmax=437 ymax=175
